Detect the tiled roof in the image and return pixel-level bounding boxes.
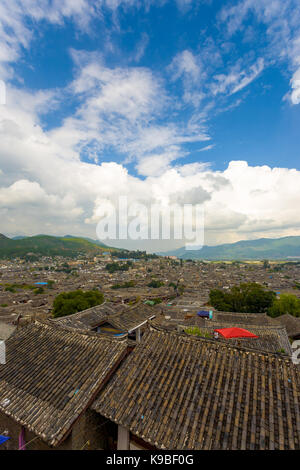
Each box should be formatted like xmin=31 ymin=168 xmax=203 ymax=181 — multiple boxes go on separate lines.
xmin=0 ymin=321 xmax=16 ymax=341
xmin=52 ymin=302 xmax=156 ymax=334
xmin=93 ymin=328 xmax=300 ymax=450
xmin=181 ymin=321 xmax=292 ymax=356
xmin=151 ymin=315 xmax=292 ymax=356
xmin=271 ymin=314 xmax=300 ymax=338
xmin=108 ymin=305 xmax=156 ymax=332
xmin=51 ymin=302 xmax=118 ymax=330
xmin=212 ymin=311 xmax=273 ymax=325
xmin=0 ymin=320 xmax=128 ymax=446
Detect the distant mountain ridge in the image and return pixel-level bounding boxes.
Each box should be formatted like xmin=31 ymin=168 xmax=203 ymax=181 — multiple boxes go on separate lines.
xmin=159 ymin=236 xmax=300 ymax=260
xmin=0 ymin=234 xmax=116 ymax=259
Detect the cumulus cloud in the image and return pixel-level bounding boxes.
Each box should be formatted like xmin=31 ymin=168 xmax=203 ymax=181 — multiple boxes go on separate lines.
xmin=170 ymin=186 xmax=211 ymax=205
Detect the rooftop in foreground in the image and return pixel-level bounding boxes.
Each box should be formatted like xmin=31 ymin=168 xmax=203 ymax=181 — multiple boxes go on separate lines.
xmin=0 ymin=320 xmax=128 ymax=446
xmin=93 ymin=327 xmax=300 ymax=450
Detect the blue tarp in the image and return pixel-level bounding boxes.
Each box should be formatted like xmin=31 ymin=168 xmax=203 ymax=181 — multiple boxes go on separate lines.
xmin=0 ymin=435 xmax=10 ymax=445
xmin=34 ymin=282 xmax=48 ymax=285
xmin=197 ymin=310 xmax=209 ymax=317
xmin=197 ymin=310 xmax=213 ymax=319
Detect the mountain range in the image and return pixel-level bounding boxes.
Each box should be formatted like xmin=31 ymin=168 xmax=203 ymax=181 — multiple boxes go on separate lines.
xmin=159 ymin=236 xmax=300 ymax=260
xmin=1 ymin=234 xmax=300 ymax=261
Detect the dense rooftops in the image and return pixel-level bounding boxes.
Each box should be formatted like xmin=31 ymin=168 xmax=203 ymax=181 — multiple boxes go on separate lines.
xmin=93 ymin=327 xmax=300 ymax=450
xmin=0 ymin=294 xmax=299 ymax=450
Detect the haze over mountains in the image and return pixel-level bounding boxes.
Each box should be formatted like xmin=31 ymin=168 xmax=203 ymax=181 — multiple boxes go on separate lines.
xmin=160 ymin=236 xmax=300 ymax=260
xmin=1 ymin=234 xmax=300 ymax=261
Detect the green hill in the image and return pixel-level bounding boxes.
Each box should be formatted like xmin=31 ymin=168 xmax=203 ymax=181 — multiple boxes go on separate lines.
xmin=0 ymin=234 xmax=116 ymax=259
xmin=160 ymin=236 xmax=300 ymax=260
xmin=64 ymin=235 xmax=108 ymax=248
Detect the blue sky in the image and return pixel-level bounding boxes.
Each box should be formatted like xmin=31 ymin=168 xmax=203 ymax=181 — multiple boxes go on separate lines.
xmin=0 ymin=0 xmax=300 ymax=249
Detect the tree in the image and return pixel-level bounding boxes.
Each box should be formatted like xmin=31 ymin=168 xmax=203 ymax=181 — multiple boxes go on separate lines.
xmin=105 ymin=261 xmax=132 ymax=273
xmin=209 ymin=283 xmax=276 ymax=313
xmin=34 ymin=287 xmax=44 ymax=295
xmin=147 ymin=280 xmax=164 ymax=288
xmin=52 ymin=290 xmax=104 ymax=318
xmin=111 ymin=280 xmax=135 ymax=289
xmin=169 ymin=282 xmax=177 ymax=289
xmin=268 ymin=294 xmax=300 ymax=318
xmin=263 ymin=260 xmax=270 ymax=269
xmin=209 ymin=289 xmax=232 ymax=312
xmin=177 ymin=285 xmax=185 ymax=296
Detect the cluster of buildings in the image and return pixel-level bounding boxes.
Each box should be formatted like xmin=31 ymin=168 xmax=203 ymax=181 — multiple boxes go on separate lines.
xmin=0 ymin=256 xmax=299 ymax=450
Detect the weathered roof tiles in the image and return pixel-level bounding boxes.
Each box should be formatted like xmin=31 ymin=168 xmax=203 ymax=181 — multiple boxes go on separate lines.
xmin=51 ymin=302 xmax=118 ymax=330
xmin=0 ymin=320 xmax=128 ymax=446
xmin=93 ymin=328 xmax=300 ymax=450
xmin=52 ymin=302 xmax=156 ymax=334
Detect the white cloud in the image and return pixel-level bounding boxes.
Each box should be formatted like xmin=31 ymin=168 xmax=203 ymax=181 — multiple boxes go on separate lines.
xmin=132 ymin=32 xmax=149 ymax=62
xmin=168 ymin=50 xmax=205 ymax=107
xmin=48 ymin=52 xmax=210 ymax=173
xmin=198 ymin=144 xmax=215 ymax=152
xmin=135 ymin=149 xmax=182 ymax=177
xmin=288 ymin=36 xmax=300 ymax=104
xmin=0 ymin=0 xmax=161 ymax=80
xmin=0 ymin=0 xmax=94 ymax=77
xmin=0 ymin=179 xmax=82 ymax=218
xmin=176 ymin=0 xmax=193 ymax=9
xmin=211 ymin=58 xmax=264 ymax=96
xmin=290 ymin=69 xmax=300 ymax=104
xmin=170 ymin=50 xmax=201 ymax=82
xmin=219 ymin=0 xmax=300 ymax=104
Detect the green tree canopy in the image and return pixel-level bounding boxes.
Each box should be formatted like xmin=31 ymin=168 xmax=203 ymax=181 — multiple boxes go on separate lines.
xmin=111 ymin=280 xmax=135 ymax=289
xmin=52 ymin=290 xmax=104 ymax=318
xmin=263 ymin=260 xmax=270 ymax=269
xmin=147 ymin=280 xmax=164 ymax=288
xmin=268 ymin=294 xmax=300 ymax=318
xmin=105 ymin=261 xmax=132 ymax=273
xmin=209 ymin=282 xmax=276 ymax=313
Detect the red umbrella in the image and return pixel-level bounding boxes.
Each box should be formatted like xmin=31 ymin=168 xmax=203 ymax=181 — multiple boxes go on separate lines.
xmin=214 ymin=327 xmax=258 ymax=339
